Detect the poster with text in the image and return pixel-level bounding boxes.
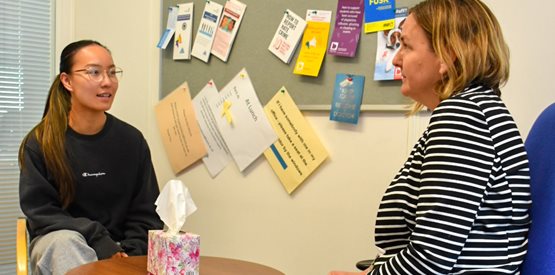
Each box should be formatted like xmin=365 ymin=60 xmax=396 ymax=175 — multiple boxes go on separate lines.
xmin=155 ymin=82 xmax=207 ymax=174
xmin=209 ymin=68 xmax=277 ymax=172
xmin=264 ymin=87 xmax=329 ymax=194
xmin=374 ymin=7 xmax=407 ymax=80
xmin=328 ymin=0 xmax=364 ymax=57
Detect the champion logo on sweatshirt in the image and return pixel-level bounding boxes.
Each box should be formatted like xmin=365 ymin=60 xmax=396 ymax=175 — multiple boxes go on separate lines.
xmin=81 ymin=172 xmax=106 ymax=178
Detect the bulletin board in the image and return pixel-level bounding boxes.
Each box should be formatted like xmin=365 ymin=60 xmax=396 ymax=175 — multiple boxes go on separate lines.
xmin=161 ymin=0 xmax=419 ymax=111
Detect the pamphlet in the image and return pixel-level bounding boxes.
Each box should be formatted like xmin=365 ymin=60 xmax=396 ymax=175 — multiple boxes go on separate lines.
xmin=328 ymin=0 xmax=364 ymax=57
xmin=268 ymin=9 xmax=307 ymax=64
xmin=374 ymin=7 xmax=407 ymax=80
xmin=211 ymin=0 xmax=247 ymax=62
xmin=191 ymin=1 xmax=224 ymax=63
xmin=330 ymin=73 xmax=365 ymax=124
xmin=157 ymin=6 xmax=178 ymax=49
xmin=364 ymin=0 xmax=395 ymax=33
xmin=173 ymin=3 xmax=194 ymax=60
xmin=293 ymin=10 xmax=333 ymax=77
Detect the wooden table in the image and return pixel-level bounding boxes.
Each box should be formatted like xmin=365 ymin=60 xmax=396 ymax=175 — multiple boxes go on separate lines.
xmin=66 ymin=255 xmax=284 ymax=275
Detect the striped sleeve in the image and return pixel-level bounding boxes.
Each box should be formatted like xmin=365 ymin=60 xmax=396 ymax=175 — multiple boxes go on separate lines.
xmin=371 ymin=97 xmax=497 ymax=274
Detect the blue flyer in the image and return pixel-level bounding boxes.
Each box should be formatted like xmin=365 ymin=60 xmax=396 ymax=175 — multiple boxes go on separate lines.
xmin=364 ymin=0 xmax=395 ymax=33
xmin=330 ymin=73 xmax=365 ymax=124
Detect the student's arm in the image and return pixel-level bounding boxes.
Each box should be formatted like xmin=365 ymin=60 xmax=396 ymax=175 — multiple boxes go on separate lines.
xmin=19 ymin=137 xmax=122 ymax=260
xmin=119 ymin=139 xmax=163 ymax=255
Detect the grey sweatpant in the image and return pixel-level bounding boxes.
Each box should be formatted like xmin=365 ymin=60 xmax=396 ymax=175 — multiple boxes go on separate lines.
xmin=29 ymin=230 xmax=98 ymax=275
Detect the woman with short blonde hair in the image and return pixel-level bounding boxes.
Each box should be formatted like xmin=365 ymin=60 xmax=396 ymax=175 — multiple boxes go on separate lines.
xmin=410 ymin=0 xmax=510 ymax=113
xmin=330 ymin=1 xmax=530 ymax=274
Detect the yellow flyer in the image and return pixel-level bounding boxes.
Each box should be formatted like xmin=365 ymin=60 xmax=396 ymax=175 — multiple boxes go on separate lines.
xmin=293 ymin=10 xmax=332 ymax=77
xmin=263 ymin=87 xmax=329 ymax=194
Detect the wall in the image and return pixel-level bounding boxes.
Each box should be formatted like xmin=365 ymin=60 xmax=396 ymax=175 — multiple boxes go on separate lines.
xmin=59 ymin=1 xmax=555 ymax=274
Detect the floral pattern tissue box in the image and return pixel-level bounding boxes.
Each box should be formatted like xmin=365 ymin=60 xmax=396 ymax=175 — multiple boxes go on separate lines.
xmin=147 ymin=230 xmax=200 ymax=275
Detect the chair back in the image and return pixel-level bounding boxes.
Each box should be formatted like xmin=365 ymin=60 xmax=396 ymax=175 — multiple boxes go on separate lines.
xmin=521 ymin=103 xmax=555 ymax=274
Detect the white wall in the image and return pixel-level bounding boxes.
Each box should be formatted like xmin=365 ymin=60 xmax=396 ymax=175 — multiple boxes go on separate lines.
xmin=58 ymin=1 xmax=555 ymax=274
xmin=481 ymin=0 xmax=555 ymax=137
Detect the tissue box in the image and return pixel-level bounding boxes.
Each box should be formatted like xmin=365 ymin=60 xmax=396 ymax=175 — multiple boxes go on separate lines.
xmin=147 ymin=230 xmax=200 ymax=275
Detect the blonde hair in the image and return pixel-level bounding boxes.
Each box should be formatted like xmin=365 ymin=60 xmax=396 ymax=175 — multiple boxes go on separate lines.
xmin=409 ymin=0 xmax=510 ymax=113
xmin=19 ymin=40 xmax=109 ymax=208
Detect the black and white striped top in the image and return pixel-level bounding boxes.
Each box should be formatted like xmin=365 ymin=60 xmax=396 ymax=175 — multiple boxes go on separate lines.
xmin=370 ymin=85 xmax=531 ymax=274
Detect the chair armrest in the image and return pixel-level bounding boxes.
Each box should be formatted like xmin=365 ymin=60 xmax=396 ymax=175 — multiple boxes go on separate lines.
xmin=16 ymin=217 xmax=28 ymax=275
xmin=356 ymin=259 xmax=373 ymax=271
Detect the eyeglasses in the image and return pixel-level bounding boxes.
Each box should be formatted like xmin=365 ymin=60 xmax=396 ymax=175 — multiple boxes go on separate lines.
xmin=72 ymin=66 xmax=123 ymax=82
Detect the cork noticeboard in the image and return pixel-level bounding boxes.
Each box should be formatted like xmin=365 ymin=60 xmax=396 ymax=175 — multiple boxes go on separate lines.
xmin=160 ymin=0 xmax=418 ymax=111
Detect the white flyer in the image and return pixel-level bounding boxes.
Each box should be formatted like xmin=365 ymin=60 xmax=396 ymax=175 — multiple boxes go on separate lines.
xmin=209 ymin=68 xmax=277 ymax=172
xmin=173 ymin=3 xmax=194 ymax=60
xmin=191 ymin=0 xmax=224 ymax=63
xmin=210 ymin=0 xmax=247 ymax=62
xmin=157 ymin=6 xmax=178 ymax=49
xmin=192 ymin=80 xmax=232 ymax=177
xmin=268 ymin=9 xmax=307 ymax=64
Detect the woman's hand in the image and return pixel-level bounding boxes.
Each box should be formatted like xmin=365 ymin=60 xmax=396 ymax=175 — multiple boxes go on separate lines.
xmin=111 ymin=251 xmax=129 ymax=259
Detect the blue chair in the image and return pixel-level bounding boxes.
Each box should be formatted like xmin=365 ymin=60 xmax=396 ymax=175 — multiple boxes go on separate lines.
xmin=521 ymin=103 xmax=555 ymax=274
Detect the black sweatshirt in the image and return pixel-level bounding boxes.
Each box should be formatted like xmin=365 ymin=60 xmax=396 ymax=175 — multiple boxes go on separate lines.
xmin=19 ymin=113 xmax=163 ymax=259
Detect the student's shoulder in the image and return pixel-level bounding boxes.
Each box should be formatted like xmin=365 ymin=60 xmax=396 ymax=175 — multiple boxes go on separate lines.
xmin=107 ymin=113 xmax=145 ymax=139
xmin=21 ymin=130 xmax=41 ymax=153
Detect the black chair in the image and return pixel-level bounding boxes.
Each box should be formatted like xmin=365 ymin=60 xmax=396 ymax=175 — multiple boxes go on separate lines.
xmin=356 ymin=259 xmax=373 ymax=271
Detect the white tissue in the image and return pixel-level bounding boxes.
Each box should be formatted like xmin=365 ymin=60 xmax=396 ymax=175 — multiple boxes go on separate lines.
xmin=155 ymin=179 xmax=197 ymax=235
